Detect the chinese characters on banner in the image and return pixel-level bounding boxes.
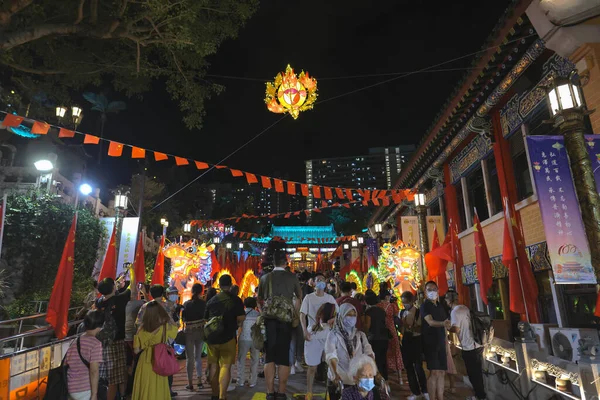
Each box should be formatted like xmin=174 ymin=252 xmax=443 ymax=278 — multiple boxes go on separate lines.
xmin=426 ymin=215 xmax=444 ymax=251
xmin=400 ymin=216 xmax=420 ymax=247
xmin=526 ymin=136 xmax=596 ymax=284
xmin=117 ymin=217 xmax=140 ymax=277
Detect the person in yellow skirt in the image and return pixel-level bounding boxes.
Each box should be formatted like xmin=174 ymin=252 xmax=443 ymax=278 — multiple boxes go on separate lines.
xmin=132 ymin=300 xmax=178 ymax=400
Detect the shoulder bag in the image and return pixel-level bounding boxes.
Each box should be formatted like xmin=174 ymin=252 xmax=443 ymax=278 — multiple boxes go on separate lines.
xmin=261 ymin=273 xmax=299 ymax=327
xmin=152 ymin=325 xmax=180 ymax=376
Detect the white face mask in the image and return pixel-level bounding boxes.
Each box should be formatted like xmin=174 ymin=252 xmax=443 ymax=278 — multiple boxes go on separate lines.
xmin=426 ymin=291 xmax=438 ymax=301
xmin=168 ymin=295 xmax=178 ymax=302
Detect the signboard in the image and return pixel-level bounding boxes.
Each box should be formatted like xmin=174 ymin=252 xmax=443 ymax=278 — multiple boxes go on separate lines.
xmin=117 ymin=217 xmax=140 ymax=277
xmin=426 ymin=215 xmax=444 ymax=251
xmin=400 ymin=216 xmax=420 ymax=247
xmin=527 ymin=136 xmax=596 ymax=284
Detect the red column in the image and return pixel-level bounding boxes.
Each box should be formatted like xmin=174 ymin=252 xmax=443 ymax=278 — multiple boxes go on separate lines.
xmin=443 ymin=164 xmax=470 ymax=305
xmin=492 ymin=112 xmax=540 ymax=322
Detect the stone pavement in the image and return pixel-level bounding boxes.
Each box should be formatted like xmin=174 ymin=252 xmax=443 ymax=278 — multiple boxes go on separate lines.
xmin=170 ymin=357 xmax=476 ymax=399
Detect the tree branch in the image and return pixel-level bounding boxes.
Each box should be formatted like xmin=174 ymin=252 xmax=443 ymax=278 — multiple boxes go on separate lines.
xmin=2 ymin=61 xmax=66 ymax=75
xmin=119 ymin=0 xmax=128 ymax=17
xmin=0 ymin=23 xmax=84 ymax=50
xmin=199 ymin=7 xmax=231 ymax=15
xmin=74 ymin=0 xmax=86 ymax=24
xmin=0 ymin=0 xmax=34 ymax=28
xmin=89 ymin=0 xmax=97 ymax=24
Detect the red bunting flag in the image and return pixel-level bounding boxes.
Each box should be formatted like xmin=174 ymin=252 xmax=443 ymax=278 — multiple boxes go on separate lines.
xmin=335 ymin=188 xmax=345 ymax=199
xmin=1 ymin=113 xmax=24 ymax=127
xmin=372 ymin=198 xmax=380 ymax=206
xmin=175 ymin=156 xmax=189 ymax=166
xmin=215 ymin=165 xmax=227 ymax=169
xmin=321 ymin=200 xmax=328 ymax=208
xmin=382 ymin=197 xmax=390 ymax=206
xmin=301 ymin=184 xmax=309 ymax=196
xmin=287 ymin=181 xmax=296 ymax=195
xmin=46 ymin=214 xmax=77 ymax=339
xmin=133 ymin=234 xmax=146 ymax=284
xmin=312 ymin=185 xmax=322 ymax=199
xmin=195 ymin=161 xmax=209 ymax=169
xmin=473 ymin=211 xmax=492 ymax=305
xmin=343 ymin=204 xmax=351 ymax=209
xmin=274 ymin=179 xmax=284 ymax=193
xmin=131 ymin=146 xmax=146 ymax=159
xmin=98 ymin=224 xmax=117 ymax=281
xmin=324 ymin=187 xmax=333 ymax=199
xmin=108 ymin=141 xmax=123 ymax=157
xmin=284 ymin=213 xmax=291 ymax=218
xmin=84 ymin=134 xmax=100 ymax=144
xmin=154 ymin=151 xmax=168 ymax=161
xmin=246 ymin=172 xmax=258 ymax=184
xmin=31 ymin=121 xmax=50 ymax=135
xmin=58 ymin=128 xmax=75 ymax=138
xmin=151 ymin=235 xmax=166 ymax=286
xmin=230 ymin=169 xmax=244 ymax=177
xmin=345 ymin=189 xmax=353 ymax=200
xmin=261 ymin=176 xmax=272 ymax=189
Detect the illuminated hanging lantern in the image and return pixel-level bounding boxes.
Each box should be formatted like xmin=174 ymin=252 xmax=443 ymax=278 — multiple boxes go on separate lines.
xmin=377 ymin=241 xmax=420 ymax=297
xmin=265 ymin=64 xmax=318 ymax=119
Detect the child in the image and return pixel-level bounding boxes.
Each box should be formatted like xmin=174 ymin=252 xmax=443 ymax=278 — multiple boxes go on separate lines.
xmin=237 ymin=297 xmax=260 ymax=388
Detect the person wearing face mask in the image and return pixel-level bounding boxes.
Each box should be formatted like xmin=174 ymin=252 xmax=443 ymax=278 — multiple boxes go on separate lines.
xmin=342 ymin=354 xmax=389 ymax=400
xmin=374 ymin=284 xmax=403 ymax=378
xmin=400 ymin=292 xmax=428 ymax=400
xmin=420 ymin=281 xmax=450 ymax=400
xmin=325 ymin=303 xmax=377 ymax=400
xmin=301 ymin=273 xmax=338 ymax=400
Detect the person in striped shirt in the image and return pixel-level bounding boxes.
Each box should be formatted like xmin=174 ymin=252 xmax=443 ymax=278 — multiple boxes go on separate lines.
xmin=66 ymin=310 xmax=104 ymax=400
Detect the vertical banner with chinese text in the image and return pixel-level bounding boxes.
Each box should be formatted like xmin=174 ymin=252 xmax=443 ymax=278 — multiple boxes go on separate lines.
xmin=117 ymin=217 xmax=140 ymax=277
xmin=400 ymin=216 xmax=420 ymax=247
xmin=526 ymin=136 xmax=596 ymax=284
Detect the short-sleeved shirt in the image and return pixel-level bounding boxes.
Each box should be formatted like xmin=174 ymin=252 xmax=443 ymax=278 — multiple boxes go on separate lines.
xmin=258 ymin=270 xmax=302 ymax=302
xmin=204 ymin=291 xmax=245 ymax=345
xmin=136 ymin=298 xmax=176 ymax=329
xmin=66 ymin=335 xmax=103 ymax=394
xmin=124 ymin=299 xmax=145 ymax=342
xmin=450 ymin=305 xmax=480 ymax=351
xmin=420 ymin=300 xmax=448 ymax=351
xmin=239 ymin=308 xmax=260 ymax=341
xmin=365 ymin=306 xmax=388 ymax=341
xmin=97 ymin=289 xmax=130 ymax=340
xmin=300 ymin=292 xmax=337 ymax=329
xmin=182 ymin=299 xmax=206 ymax=323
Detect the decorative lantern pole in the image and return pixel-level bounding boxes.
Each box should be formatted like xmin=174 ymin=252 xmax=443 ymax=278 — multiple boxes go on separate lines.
xmin=414 ymin=193 xmax=429 ymax=281
xmin=546 ymin=74 xmax=600 ymax=278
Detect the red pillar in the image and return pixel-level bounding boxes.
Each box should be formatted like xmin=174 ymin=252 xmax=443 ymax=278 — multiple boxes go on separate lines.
xmin=443 ymin=164 xmax=470 ymax=305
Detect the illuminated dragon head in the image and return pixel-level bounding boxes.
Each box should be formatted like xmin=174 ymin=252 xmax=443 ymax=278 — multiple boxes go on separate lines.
xmin=163 ymin=240 xmax=215 ymax=287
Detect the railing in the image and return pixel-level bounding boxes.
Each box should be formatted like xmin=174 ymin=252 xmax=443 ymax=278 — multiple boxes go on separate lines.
xmin=0 ymin=306 xmax=84 ymax=353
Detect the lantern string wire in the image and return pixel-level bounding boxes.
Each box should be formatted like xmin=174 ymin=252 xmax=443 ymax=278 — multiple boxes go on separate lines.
xmin=149 ymin=115 xmax=288 ymax=211
xmin=149 ymin=33 xmax=539 ymax=208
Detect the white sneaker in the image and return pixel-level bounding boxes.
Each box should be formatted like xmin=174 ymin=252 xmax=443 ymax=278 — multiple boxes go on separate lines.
xmin=290 ymin=365 xmax=296 ymax=375
xmin=249 ymin=383 xmax=256 ymax=388
xmin=227 ymin=384 xmax=236 ymax=392
xmin=423 ymin=394 xmax=430 ymax=400
xmin=294 ymin=361 xmax=305 ymax=372
xmin=407 ymin=395 xmax=417 ymax=400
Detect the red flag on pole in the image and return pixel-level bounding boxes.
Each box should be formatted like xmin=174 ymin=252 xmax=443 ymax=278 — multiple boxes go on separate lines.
xmin=151 ymin=235 xmax=166 ymax=286
xmin=132 ymin=233 xmax=146 ymax=284
xmin=46 ymin=214 xmax=77 ymax=339
xmin=473 ymin=211 xmax=492 ymax=305
xmin=425 ymin=225 xmax=449 ymax=293
xmin=98 ymin=224 xmax=117 ymax=282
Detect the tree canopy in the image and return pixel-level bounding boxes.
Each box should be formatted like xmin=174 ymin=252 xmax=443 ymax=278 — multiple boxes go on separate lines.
xmin=0 ymin=0 xmax=258 ymax=128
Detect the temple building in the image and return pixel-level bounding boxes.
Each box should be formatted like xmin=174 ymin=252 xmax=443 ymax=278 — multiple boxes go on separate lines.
xmin=250 ymin=225 xmax=338 ymax=270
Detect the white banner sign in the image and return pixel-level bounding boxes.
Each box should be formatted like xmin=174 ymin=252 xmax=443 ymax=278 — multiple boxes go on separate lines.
xmin=426 ymin=215 xmax=444 ymax=251
xmin=400 ymin=216 xmax=420 ymax=247
xmin=93 ymin=217 xmax=116 ymax=278
xmin=117 ymin=217 xmax=140 ymax=276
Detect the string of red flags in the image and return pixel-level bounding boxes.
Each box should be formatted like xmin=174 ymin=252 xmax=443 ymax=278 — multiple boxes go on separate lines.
xmin=192 ymin=191 xmax=413 ymax=226
xmin=0 ymin=111 xmax=412 ymax=201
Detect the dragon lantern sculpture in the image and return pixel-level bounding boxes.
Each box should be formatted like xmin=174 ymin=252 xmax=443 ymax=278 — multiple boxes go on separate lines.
xmin=163 ymin=240 xmax=214 ymax=302
xmin=377 ymin=241 xmax=420 ymax=299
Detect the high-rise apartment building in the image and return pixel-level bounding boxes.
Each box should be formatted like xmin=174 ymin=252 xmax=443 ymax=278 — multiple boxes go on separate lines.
xmin=305 ymin=145 xmax=415 ymax=209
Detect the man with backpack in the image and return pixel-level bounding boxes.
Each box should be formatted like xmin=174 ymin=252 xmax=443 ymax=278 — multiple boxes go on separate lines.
xmin=445 ymin=289 xmax=487 ymax=400
xmin=204 ymin=274 xmax=246 ymax=400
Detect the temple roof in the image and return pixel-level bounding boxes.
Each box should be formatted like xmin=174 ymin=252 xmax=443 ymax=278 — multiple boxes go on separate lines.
xmin=251 ymin=224 xmax=339 ymax=245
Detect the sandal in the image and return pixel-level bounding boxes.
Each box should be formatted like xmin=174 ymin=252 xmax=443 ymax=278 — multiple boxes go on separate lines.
xmin=185 ymin=385 xmax=194 ymax=391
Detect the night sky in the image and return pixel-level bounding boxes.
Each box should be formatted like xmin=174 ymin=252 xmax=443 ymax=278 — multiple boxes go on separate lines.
xmin=82 ymin=0 xmax=512 ymax=199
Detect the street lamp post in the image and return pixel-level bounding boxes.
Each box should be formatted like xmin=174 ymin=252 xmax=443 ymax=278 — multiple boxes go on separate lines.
xmin=74 ymin=182 xmax=93 ymax=210
xmin=114 ymin=191 xmax=128 ymax=275
xmin=226 ymin=242 xmax=232 ymax=270
xmin=34 ymin=153 xmax=57 ymax=193
xmin=358 ymin=236 xmax=364 ymax=272
xmin=160 ymin=218 xmax=169 ymax=237
xmin=546 ymin=75 xmax=600 ymax=279
xmin=374 ymin=223 xmax=383 ymax=248
xmin=414 ymin=193 xmax=429 ymax=282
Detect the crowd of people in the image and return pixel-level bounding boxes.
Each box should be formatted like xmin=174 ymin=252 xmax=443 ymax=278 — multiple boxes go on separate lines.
xmin=64 ymin=238 xmax=487 ymax=400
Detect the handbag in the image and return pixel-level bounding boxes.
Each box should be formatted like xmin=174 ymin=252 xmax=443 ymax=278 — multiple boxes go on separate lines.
xmin=43 ymin=353 xmax=68 ymax=400
xmin=151 ymin=325 xmax=180 ymax=377
xmin=261 ymin=273 xmax=298 ymax=326
xmin=76 ymin=337 xmax=108 ymax=400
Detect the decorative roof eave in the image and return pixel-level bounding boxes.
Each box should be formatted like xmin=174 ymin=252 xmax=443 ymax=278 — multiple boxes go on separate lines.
xmin=392 ymin=0 xmax=535 ymax=190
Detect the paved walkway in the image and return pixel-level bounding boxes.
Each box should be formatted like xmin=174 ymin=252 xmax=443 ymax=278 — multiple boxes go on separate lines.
xmin=170 ymin=356 xmax=476 ymax=399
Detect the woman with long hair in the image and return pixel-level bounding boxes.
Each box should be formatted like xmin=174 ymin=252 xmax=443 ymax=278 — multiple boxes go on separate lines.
xmin=375 ymin=285 xmax=403 ymax=377
xmin=131 ymin=301 xmax=178 ymax=400
xmin=182 ymin=283 xmax=207 ymax=390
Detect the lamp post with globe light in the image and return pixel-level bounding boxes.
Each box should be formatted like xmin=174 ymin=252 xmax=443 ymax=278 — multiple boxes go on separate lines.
xmin=34 ymin=153 xmax=57 ymax=193
xmin=113 ymin=191 xmax=128 ymax=275
xmin=414 ymin=193 xmax=429 ymax=281
xmin=546 ymin=74 xmax=600 ymax=276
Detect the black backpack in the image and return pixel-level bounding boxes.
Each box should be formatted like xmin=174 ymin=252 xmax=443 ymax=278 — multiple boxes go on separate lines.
xmin=470 ymin=310 xmax=494 ymax=346
xmin=43 ymin=351 xmax=68 ymax=399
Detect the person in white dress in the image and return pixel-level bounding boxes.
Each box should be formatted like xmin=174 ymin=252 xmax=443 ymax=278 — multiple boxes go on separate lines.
xmin=301 ymin=273 xmax=338 ymax=399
